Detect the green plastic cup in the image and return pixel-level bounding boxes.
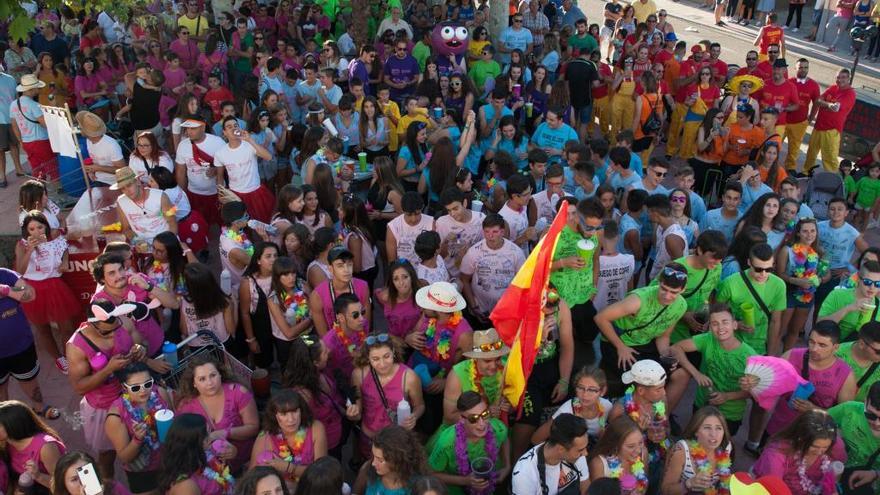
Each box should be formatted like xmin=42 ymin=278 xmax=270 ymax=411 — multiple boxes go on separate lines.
xmin=357 ymin=152 xmax=368 ymax=172
xmin=577 ymin=239 xmax=595 ymax=264
xmin=741 ymin=302 xmax=756 ymax=328
xmin=859 ymin=303 xmax=877 ymax=328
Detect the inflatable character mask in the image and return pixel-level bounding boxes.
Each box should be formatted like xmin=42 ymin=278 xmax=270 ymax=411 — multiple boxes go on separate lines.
xmin=432 ymin=22 xmax=469 ymax=56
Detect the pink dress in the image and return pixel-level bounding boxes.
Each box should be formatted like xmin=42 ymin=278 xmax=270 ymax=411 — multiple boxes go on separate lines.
xmin=176 ymin=383 xmax=255 ymax=472
xmin=314 ymin=278 xmax=371 ymax=334
xmin=110 ymin=390 xmax=169 ymax=471
xmin=293 ymin=372 xmax=343 ymax=450
xmin=92 ymin=285 xmax=164 ymax=357
xmin=9 ymin=434 xmax=66 ymax=478
xmin=752 ymin=441 xmax=843 ymax=495
xmin=765 ymin=348 xmax=852 ymax=435
xmin=374 ymin=290 xmax=420 ymax=339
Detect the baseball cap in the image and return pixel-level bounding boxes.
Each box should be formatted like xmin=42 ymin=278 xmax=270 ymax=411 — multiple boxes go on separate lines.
xmin=622 ymin=359 xmax=667 ymax=387
xmin=690 ymin=45 xmax=703 ymax=53
xmin=773 ymin=58 xmax=788 ymax=68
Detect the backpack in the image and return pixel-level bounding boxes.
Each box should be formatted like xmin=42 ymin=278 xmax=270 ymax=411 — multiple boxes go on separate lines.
xmin=805 ymin=170 xmax=845 ymax=220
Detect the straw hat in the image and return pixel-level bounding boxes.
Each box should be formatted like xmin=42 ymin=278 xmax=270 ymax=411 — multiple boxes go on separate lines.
xmin=729 ymin=74 xmax=764 ymax=95
xmin=463 ymin=328 xmax=510 ymax=359
xmin=415 ymin=281 xmax=466 ymax=313
xmin=109 ymin=166 xmax=138 ymax=191
xmin=16 ymin=74 xmax=46 ymax=93
xmin=75 ymin=111 xmax=107 ymax=138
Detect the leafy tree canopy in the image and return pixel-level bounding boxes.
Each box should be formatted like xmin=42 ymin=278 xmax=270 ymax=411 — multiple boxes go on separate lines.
xmin=4 ymin=0 xmax=141 ymax=42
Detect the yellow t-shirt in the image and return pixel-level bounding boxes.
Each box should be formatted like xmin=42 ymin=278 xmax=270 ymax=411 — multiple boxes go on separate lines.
xmin=380 ymin=100 xmax=402 ymax=151
xmin=177 ymin=15 xmax=211 ymax=50
xmin=631 ymin=0 xmax=658 ymax=23
xmin=396 ymin=110 xmax=429 ymax=152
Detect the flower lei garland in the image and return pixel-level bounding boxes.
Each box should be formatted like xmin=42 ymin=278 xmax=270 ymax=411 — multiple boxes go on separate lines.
xmin=572 ymin=398 xmax=606 ymax=432
xmin=468 ymin=360 xmax=500 ymax=404
xmin=688 ymin=441 xmax=732 ymax=495
xmin=791 ymin=243 xmax=821 ymax=304
xmin=454 ymin=420 xmax=497 ymax=495
xmin=605 ymin=455 xmax=648 ymax=494
xmin=121 ymin=389 xmax=162 ymax=452
xmin=281 ymin=288 xmax=309 ymax=322
xmin=422 ymin=312 xmax=461 ymax=362
xmin=222 ymin=227 xmax=254 ymax=257
xmin=797 ymin=455 xmax=831 ymax=495
xmin=274 ymin=428 xmax=308 ymax=465
xmin=149 ymin=261 xmax=169 ymax=292
xmin=333 ymin=323 xmax=366 ymax=355
xmin=203 ymin=449 xmax=235 ymax=493
xmin=623 ymin=386 xmax=669 ymax=464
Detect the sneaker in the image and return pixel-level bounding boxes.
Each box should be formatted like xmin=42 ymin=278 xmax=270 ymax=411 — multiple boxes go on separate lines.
xmin=744 ymin=442 xmax=762 ymax=457
xmin=716 ymin=21 xmax=726 ymax=26
xmin=55 ymin=357 xmax=69 ymax=375
xmin=792 ymin=27 xmax=799 ymax=32
xmin=782 ymin=25 xmax=789 ymax=30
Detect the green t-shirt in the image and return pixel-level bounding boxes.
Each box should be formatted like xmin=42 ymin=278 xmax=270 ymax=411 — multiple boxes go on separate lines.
xmin=550 ymin=226 xmax=596 ymax=306
xmin=452 ymin=360 xmax=503 ymax=405
xmin=692 ymin=333 xmax=756 ymax=421
xmin=828 ymin=401 xmax=880 ymax=469
xmin=607 ymin=285 xmax=687 ymax=347
xmin=844 ymin=175 xmax=857 ymax=198
xmin=651 ymin=257 xmax=721 ymax=343
xmin=567 ymin=33 xmax=598 ymax=55
xmin=468 ymin=60 xmax=502 ymax=92
xmin=716 ymin=271 xmax=786 ymax=354
xmin=413 ymin=41 xmax=431 ymax=72
xmin=854 ymin=176 xmax=880 ymax=209
xmin=835 ymin=342 xmax=880 ymax=402
xmin=819 ymin=289 xmax=879 ymax=341
xmin=233 ymin=34 xmax=254 ymax=72
xmin=428 ymin=419 xmax=508 ymax=495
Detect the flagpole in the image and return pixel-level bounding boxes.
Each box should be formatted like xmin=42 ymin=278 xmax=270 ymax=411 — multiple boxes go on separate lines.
xmin=64 ymin=104 xmax=92 ymax=209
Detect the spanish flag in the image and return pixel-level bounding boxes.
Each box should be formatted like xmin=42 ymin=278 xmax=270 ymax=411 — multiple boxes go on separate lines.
xmin=490 ymin=201 xmax=569 ymax=410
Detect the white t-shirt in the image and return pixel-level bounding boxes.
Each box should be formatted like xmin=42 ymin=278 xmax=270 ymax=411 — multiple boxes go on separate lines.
xmin=162 ymin=186 xmax=192 ymax=220
xmin=460 ymin=239 xmax=526 ymax=314
xmin=175 ymin=134 xmax=226 ymax=195
xmin=87 ymin=135 xmax=124 ymax=185
xmin=416 ymin=256 xmax=450 ymax=285
xmin=219 ymin=232 xmax=247 ymax=293
xmin=533 ymin=190 xmax=560 ymax=225
xmin=387 ymin=213 xmax=434 ymax=265
xmin=498 ymin=202 xmax=529 ymax=253
xmin=650 ymin=223 xmax=687 ymax=279
xmin=22 ymin=236 xmax=67 ymax=281
xmin=214 ymin=141 xmax=261 ymax=194
xmin=128 ymin=153 xmax=174 ymax=184
xmin=512 ymin=443 xmax=589 ymax=495
xmin=594 ymin=253 xmax=635 ymax=311
xmin=551 ymin=398 xmax=613 ymax=438
xmin=434 ymin=211 xmax=485 ymax=279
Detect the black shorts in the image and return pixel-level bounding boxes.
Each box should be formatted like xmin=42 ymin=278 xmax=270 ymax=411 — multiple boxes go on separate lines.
xmin=517 ymin=357 xmax=561 ymax=427
xmin=125 ymin=469 xmax=158 ymax=493
xmin=0 ymin=344 xmax=40 ymax=384
xmin=0 ymin=123 xmax=17 ymax=151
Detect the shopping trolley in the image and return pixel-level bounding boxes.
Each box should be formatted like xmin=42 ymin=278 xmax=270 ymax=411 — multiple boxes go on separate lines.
xmin=159 ymin=330 xmax=253 ymax=390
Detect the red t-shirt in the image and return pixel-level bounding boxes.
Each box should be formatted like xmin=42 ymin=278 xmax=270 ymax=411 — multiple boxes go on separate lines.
xmin=815 ymin=85 xmax=856 ymax=132
xmin=736 ymin=65 xmax=771 ymax=80
xmin=757 ymin=79 xmax=800 ymax=125
xmin=758 ymin=26 xmax=784 ymax=54
xmin=204 ymin=87 xmax=234 ymax=121
xmin=653 ymin=49 xmax=673 ymax=67
xmin=592 ymin=63 xmax=614 ymax=100
xmin=756 ymin=61 xmax=788 ymax=80
xmin=674 ymin=59 xmax=700 ymax=102
xmin=787 ymin=77 xmax=821 ymax=124
xmin=709 ymin=58 xmax=728 ymax=82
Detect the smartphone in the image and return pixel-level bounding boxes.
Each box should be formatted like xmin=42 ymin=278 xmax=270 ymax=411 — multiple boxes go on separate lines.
xmin=76 ymin=463 xmax=102 ymax=495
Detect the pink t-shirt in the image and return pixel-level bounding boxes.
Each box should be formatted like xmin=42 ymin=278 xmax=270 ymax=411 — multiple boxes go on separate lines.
xmin=74 ymin=73 xmax=102 ymax=107
xmin=163 ymin=67 xmax=187 ymax=93
xmin=169 ymin=39 xmax=201 ymax=72
xmin=176 ymin=382 xmax=255 ymax=472
xmin=766 ymin=348 xmax=853 ymax=435
xmin=9 ymin=433 xmax=66 ymax=477
xmin=68 ymin=327 xmax=131 ymax=409
xmin=752 ymin=441 xmax=841 ymax=495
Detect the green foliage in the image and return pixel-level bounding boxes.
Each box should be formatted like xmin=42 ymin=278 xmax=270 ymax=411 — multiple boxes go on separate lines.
xmin=3 ymin=0 xmax=144 ymax=42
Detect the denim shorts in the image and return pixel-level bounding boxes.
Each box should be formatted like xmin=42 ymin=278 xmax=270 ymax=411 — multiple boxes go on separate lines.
xmin=577 ymin=104 xmax=593 ymax=123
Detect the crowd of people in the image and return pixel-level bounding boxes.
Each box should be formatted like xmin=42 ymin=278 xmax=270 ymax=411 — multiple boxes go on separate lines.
xmin=2 ymin=0 xmax=880 ymax=495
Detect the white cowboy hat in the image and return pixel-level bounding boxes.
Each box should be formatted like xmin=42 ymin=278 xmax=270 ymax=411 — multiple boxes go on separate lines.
xmin=415 ymin=281 xmax=466 ymax=313
xmin=16 ymin=74 xmax=46 ymax=92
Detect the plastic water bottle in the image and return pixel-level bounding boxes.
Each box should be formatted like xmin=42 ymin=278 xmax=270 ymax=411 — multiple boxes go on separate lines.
xmin=220 ymin=269 xmax=232 ymax=295
xmin=18 ymin=471 xmax=33 ymax=495
xmin=162 ymin=341 xmax=179 ymax=367
xmin=396 ymin=399 xmax=411 ymax=426
xmin=285 ymin=305 xmax=297 ymax=324
xmin=247 ymin=219 xmax=278 ymax=236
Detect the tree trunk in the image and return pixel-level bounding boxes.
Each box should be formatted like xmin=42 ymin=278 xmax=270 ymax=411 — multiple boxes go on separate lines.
xmin=351 ymin=0 xmax=370 ymax=47
xmin=488 ymin=0 xmax=509 ymax=44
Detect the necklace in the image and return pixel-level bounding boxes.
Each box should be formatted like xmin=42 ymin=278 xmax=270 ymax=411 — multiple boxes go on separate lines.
xmin=274 ymin=428 xmax=308 ymax=464
xmin=688 ymin=440 xmax=732 ymax=495
xmin=281 ymin=287 xmax=309 ymax=322
xmin=222 ymin=227 xmax=254 ymax=257
xmin=572 ymin=398 xmax=606 ymax=432
xmin=467 ymin=360 xmax=501 ymax=404
xmin=791 ymin=243 xmax=822 ymax=304
xmin=202 ymin=450 xmax=234 ymax=493
xmin=797 ymin=455 xmax=831 ymax=495
xmin=623 ymin=386 xmax=669 ymax=464
xmin=423 ymin=313 xmax=461 ymax=362
xmin=605 ymin=455 xmax=648 ymax=494
xmin=121 ymin=389 xmax=163 ymax=452
xmin=454 ymin=420 xmax=497 ymax=495
xmin=333 ymin=323 xmax=365 ymax=355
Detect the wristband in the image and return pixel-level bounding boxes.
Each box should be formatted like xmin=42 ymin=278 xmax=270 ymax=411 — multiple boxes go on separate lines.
xmin=246 ymin=337 xmax=257 ymax=343
xmin=145 ymin=281 xmax=154 ymax=292
xmin=182 ymin=249 xmax=192 ymax=256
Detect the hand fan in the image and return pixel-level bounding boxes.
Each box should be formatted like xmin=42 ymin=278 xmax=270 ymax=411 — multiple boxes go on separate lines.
xmin=743 ymin=356 xmax=808 ymax=410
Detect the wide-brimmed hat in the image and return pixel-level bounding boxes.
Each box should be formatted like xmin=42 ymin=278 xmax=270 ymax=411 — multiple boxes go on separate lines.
xmin=415 ymin=281 xmax=466 ymax=313
xmin=179 ymin=117 xmax=206 ymax=128
xmin=16 ymin=74 xmax=46 ymax=92
xmin=463 ymin=328 xmax=510 ymax=359
xmin=729 ymin=74 xmax=764 ymax=95
xmin=109 ymin=166 xmax=138 ymax=191
xmin=75 ymin=111 xmax=107 ymax=138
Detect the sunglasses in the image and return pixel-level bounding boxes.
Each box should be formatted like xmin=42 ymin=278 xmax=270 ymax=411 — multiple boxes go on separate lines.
xmin=472 ymin=341 xmax=504 ymax=353
xmin=746 ymin=57 xmax=758 ymax=61
xmin=365 ymin=333 xmax=389 ymax=346
xmin=768 ymin=51 xmax=779 ymax=55
xmin=349 ymin=310 xmax=364 ymax=319
xmin=653 ymin=169 xmax=668 ymax=177
xmin=451 ymin=81 xmax=462 ymax=86
xmin=663 ymin=266 xmax=688 ymax=281
xmin=751 ymin=266 xmax=774 ymax=273
xmin=180 ymin=31 xmax=190 ymax=35
xmin=255 ymin=36 xmax=264 ymax=40
xmin=864 ymin=408 xmax=880 ymax=422
xmin=670 ymin=195 xmax=687 ymax=203
xmin=464 ymin=408 xmax=490 ymax=424
xmin=578 ymin=215 xmax=603 ymax=233
xmin=513 ymin=19 xmax=523 ymax=23
xmin=124 ymin=379 xmax=154 ymax=393
xmin=861 ymin=278 xmax=880 ymax=288
xmin=659 ymin=13 xmax=667 ymax=16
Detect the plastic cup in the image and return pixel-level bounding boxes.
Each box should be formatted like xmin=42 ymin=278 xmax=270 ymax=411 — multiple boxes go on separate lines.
xmin=251 ymin=368 xmax=271 ymax=398
xmin=358 ymin=152 xmax=368 ymax=172
xmin=413 ymin=364 xmax=433 ymax=386
xmin=831 ymin=461 xmax=845 ymax=479
xmin=471 ymin=200 xmax=484 ymax=212
xmin=859 ymin=302 xmax=877 ymax=327
xmin=342 ymin=136 xmax=350 ymax=154
xmin=154 ymin=409 xmax=174 ymax=442
xmin=525 ymin=102 xmax=533 ymax=117
xmin=433 ymin=107 xmax=443 ymax=119
xmin=577 ymin=239 xmax=596 ymax=263
xmin=322 ymin=118 xmax=339 ymax=136
xmin=513 ymin=84 xmax=521 ymax=98
xmin=741 ymin=302 xmax=756 ymax=328
xmin=470 ymin=457 xmax=494 ymax=480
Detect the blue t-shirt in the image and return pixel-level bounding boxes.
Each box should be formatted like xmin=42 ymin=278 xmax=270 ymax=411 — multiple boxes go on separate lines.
xmin=741 ymin=183 xmax=773 ymax=211
xmin=0 ymin=269 xmax=35 ymax=358
xmin=720 ymin=257 xmax=742 ymax=281
xmin=766 ymin=229 xmax=786 ymax=251
xmin=499 ymin=27 xmax=534 ymax=63
xmin=259 ymin=75 xmax=284 ymax=100
xmin=798 ymin=203 xmax=814 ymax=219
xmin=630 ymin=181 xmax=670 ymax=196
xmin=531 ymin=122 xmax=578 ymax=163
xmin=573 ymin=176 xmax=602 ymax=200
xmin=609 ymin=172 xmax=641 ymax=196
xmin=9 ymin=95 xmax=48 ymax=142
xmin=0 ymin=73 xmax=16 ymax=124
xmin=618 ymin=213 xmax=643 ymax=272
xmin=293 ymin=79 xmax=322 ymax=122
xmin=600 ymin=153 xmax=643 ymax=181
xmin=818 ymin=220 xmax=860 ymax=270
xmin=496 ymin=138 xmax=529 ymax=170
xmin=212 ymin=117 xmax=246 ymax=137
xmin=689 ymin=191 xmax=708 ymax=225
xmin=398 ymin=144 xmax=425 ymax=174
xmin=701 ymin=208 xmax=740 ymax=244
xmin=479 ymin=104 xmax=514 ymax=151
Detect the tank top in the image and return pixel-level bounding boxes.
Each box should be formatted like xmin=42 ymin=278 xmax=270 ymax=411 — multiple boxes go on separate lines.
xmin=131 ymin=80 xmax=161 ymax=130
xmin=294 ymin=373 xmax=343 ymax=450
xmin=315 ymin=278 xmax=370 ymax=332
xmin=650 ymin=223 xmax=688 ymax=279
xmin=307 ymin=259 xmax=332 ymax=284
xmin=451 ymin=360 xmax=502 ymax=405
xmin=375 ymin=291 xmax=421 ymax=339
xmin=180 ymin=298 xmax=230 ymax=345
xmin=68 ymin=327 xmax=131 ymax=409
xmin=300 ymin=212 xmax=329 ymax=237
xmin=361 ymin=364 xmax=408 ymax=434
xmin=9 ymin=434 xmax=66 ymax=477
xmin=176 ymin=383 xmax=255 ymax=471
xmin=675 ymin=439 xmax=732 ymax=486
xmin=21 ymin=236 xmax=67 ymax=281
xmin=344 ymin=228 xmax=377 ymax=272
xmin=93 ymin=285 xmax=164 ymax=357
xmin=256 ymin=427 xmax=315 ymax=477
xmin=111 ymin=390 xmax=169 ymax=471
xmin=117 ymin=189 xmax=168 ymax=243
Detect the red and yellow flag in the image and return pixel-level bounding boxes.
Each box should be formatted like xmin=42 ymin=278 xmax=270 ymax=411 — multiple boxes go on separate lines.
xmin=490 ymin=201 xmax=569 ymax=410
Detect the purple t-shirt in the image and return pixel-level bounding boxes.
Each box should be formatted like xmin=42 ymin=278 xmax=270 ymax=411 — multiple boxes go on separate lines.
xmin=383 ymin=55 xmax=420 ymax=99
xmin=348 ymin=59 xmax=371 ymax=95
xmin=0 ymin=269 xmax=34 ymax=359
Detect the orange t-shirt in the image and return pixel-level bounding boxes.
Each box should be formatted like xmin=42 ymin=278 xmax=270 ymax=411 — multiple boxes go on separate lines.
xmin=759 ymin=26 xmax=784 ymax=54
xmin=759 ymin=164 xmax=789 ymax=191
xmin=634 ymin=93 xmax=662 ymax=140
xmin=697 ymin=133 xmax=725 ymax=163
xmin=722 ymin=124 xmax=766 ymax=165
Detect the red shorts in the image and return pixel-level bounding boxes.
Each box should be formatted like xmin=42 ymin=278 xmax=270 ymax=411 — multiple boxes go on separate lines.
xmin=21 ymin=139 xmax=59 ymax=181
xmin=235 ymin=185 xmax=275 ymax=224
xmin=178 ymin=209 xmax=209 ymax=252
xmin=186 ymin=190 xmax=220 ymax=226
